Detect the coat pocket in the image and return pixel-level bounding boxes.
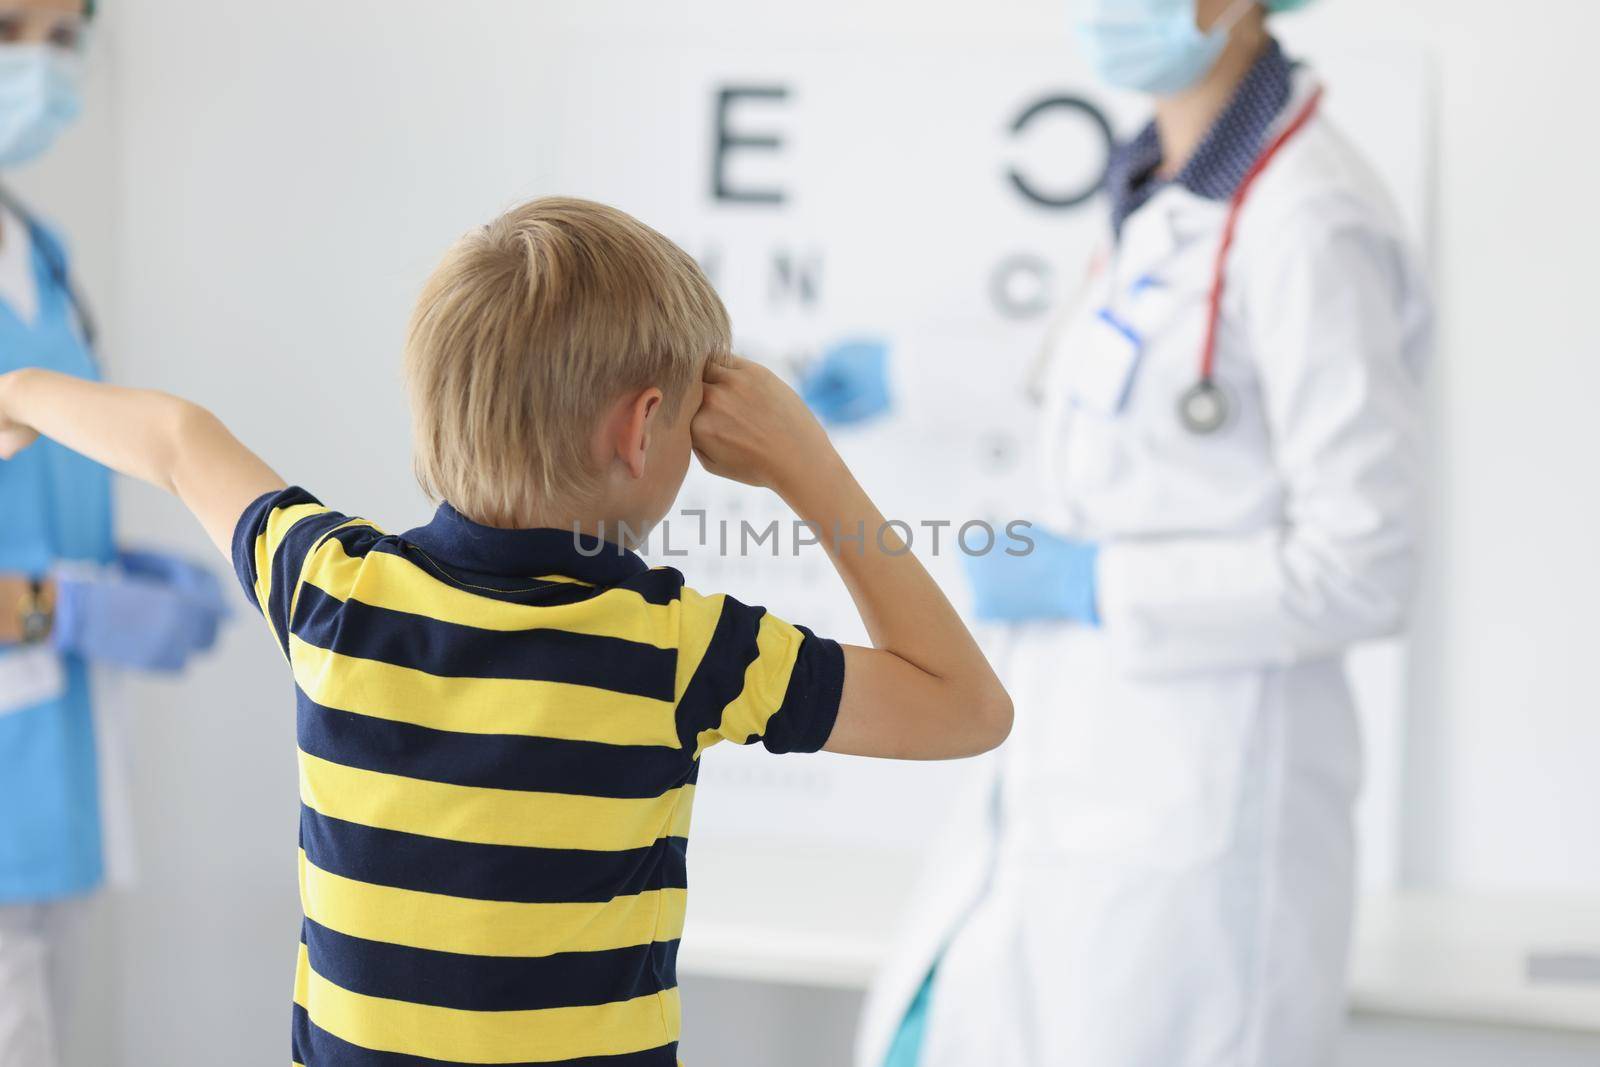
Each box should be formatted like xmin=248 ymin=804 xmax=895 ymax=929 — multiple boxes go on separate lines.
xmin=1011 ymin=637 xmax=1268 ymax=870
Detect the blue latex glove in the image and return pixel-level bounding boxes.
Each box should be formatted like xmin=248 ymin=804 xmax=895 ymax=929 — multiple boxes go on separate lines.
xmin=53 ymin=552 xmax=231 ymax=671
xmin=117 ymin=550 xmax=231 ymax=653
xmin=799 ymin=338 xmax=892 ymax=426
xmin=963 ymin=527 xmax=1101 ymax=626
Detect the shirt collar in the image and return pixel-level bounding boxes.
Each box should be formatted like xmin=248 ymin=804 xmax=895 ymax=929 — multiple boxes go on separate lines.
xmin=403 ymin=503 xmax=649 ymax=586
xmin=1106 ymin=36 xmax=1295 ymax=239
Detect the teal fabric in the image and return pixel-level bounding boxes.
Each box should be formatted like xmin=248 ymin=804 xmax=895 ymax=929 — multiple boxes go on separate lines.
xmin=884 ymin=966 xmax=939 ymax=1067
xmin=0 ymin=214 xmax=113 ymax=903
xmin=1267 ymin=0 xmax=1317 ymax=11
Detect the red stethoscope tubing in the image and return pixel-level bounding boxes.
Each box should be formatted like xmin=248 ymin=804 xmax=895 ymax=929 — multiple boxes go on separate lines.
xmin=1198 ymin=86 xmax=1325 ymax=383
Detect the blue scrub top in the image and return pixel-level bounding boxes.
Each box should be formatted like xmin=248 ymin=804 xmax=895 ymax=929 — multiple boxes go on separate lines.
xmin=0 ymin=215 xmax=114 ymax=903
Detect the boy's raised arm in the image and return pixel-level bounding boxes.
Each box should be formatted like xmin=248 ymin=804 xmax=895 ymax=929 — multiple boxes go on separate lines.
xmin=0 ymin=368 xmax=286 ymax=558
xmin=691 ymin=358 xmax=1013 ymax=760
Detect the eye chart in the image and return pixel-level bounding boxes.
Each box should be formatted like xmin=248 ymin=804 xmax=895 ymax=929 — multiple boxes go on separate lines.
xmin=520 ymin=35 xmax=1431 ymax=884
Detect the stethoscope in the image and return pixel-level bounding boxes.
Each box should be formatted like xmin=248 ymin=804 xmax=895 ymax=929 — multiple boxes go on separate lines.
xmin=1179 ymin=84 xmax=1323 ymax=433
xmin=1032 ymin=84 xmax=1324 ymax=436
xmin=0 ymin=182 xmax=99 ymax=351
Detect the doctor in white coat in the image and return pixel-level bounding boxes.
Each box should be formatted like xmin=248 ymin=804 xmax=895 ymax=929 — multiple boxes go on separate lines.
xmin=855 ymin=1 xmax=1432 ymax=1065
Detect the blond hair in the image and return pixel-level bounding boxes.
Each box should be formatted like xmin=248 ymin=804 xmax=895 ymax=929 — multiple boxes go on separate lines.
xmin=404 ymin=197 xmax=730 ymax=526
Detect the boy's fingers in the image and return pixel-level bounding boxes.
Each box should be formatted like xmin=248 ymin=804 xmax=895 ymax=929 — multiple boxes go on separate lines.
xmin=0 ymin=426 xmax=39 ymax=461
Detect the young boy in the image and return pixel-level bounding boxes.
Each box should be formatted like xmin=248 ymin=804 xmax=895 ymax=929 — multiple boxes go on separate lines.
xmin=0 ymin=196 xmax=1011 ymax=1065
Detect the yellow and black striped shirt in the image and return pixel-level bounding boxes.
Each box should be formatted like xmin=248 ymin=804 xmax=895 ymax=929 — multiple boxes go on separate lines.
xmin=231 ymin=488 xmax=844 ymax=1067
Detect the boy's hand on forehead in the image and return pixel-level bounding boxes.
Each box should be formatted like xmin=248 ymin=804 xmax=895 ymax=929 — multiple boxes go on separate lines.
xmin=691 ymin=356 xmax=842 ymax=497
xmin=693 ymin=357 xmax=1014 ymax=762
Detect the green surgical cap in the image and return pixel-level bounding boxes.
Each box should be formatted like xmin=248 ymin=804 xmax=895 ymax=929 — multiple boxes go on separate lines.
xmin=1266 ymin=0 xmax=1317 ymax=11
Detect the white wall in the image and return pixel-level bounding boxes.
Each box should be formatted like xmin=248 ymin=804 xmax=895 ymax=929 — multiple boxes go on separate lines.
xmin=1344 ymin=0 xmax=1600 ymax=893
xmin=15 ymin=0 xmax=1600 ymax=1062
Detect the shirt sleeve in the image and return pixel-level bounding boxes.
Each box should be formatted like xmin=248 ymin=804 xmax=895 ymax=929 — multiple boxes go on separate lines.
xmin=675 ymin=587 xmax=845 ymax=757
xmin=231 ymin=487 xmax=354 ymax=657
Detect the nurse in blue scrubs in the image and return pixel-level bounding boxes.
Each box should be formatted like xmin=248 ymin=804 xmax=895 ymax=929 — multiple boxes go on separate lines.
xmin=0 ymin=2 xmax=227 ymax=1063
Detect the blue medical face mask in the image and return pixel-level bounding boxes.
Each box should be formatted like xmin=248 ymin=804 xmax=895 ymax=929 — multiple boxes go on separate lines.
xmin=1074 ymin=0 xmax=1257 ymax=96
xmin=0 ymin=44 xmax=84 ymax=167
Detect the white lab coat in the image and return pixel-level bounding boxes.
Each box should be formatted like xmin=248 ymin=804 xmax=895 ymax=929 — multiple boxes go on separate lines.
xmin=857 ymin=74 xmax=1432 ymax=1067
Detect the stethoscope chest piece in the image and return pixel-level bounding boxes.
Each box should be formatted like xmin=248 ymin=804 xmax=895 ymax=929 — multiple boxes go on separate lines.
xmin=1178 ymin=379 xmax=1229 ymax=435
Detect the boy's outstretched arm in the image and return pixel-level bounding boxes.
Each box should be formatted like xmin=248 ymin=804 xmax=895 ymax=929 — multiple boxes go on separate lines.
xmin=692 ymin=358 xmax=1013 ymax=760
xmin=0 ymin=369 xmax=285 ymax=558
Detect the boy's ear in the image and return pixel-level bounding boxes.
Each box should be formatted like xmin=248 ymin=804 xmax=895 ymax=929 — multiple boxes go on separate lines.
xmin=605 ymin=387 xmax=664 ymax=480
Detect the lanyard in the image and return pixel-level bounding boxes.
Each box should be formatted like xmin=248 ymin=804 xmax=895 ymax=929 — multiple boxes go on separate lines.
xmin=0 ymin=183 xmax=98 ymax=351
